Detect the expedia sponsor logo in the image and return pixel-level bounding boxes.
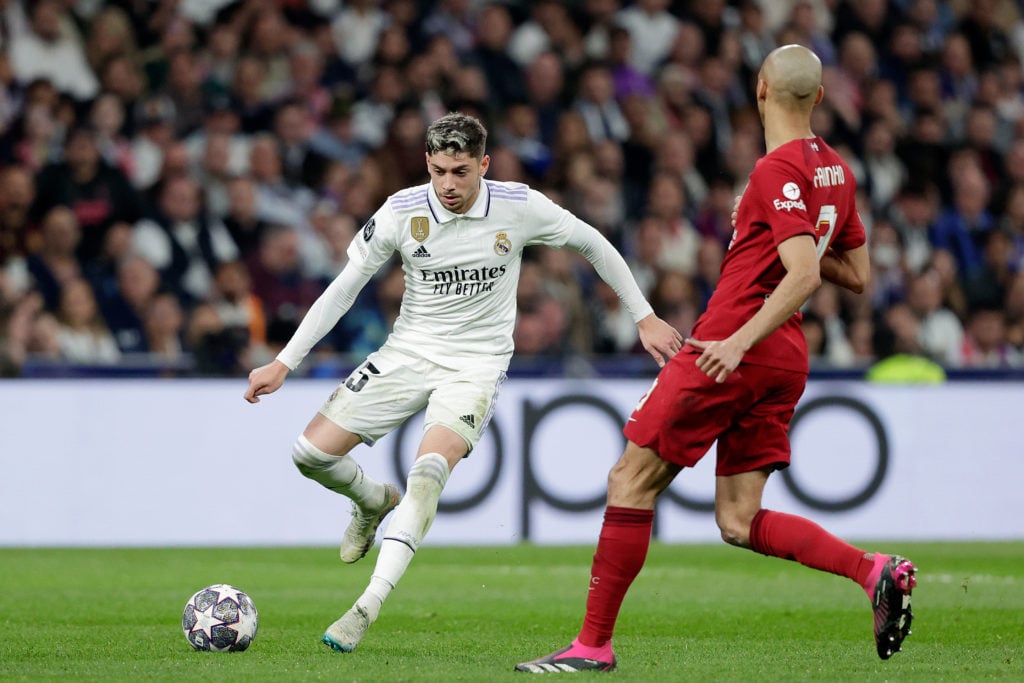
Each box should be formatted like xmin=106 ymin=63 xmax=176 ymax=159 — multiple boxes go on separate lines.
xmin=421 ymin=265 xmax=508 ymax=296
xmin=773 ymin=198 xmax=807 ymax=212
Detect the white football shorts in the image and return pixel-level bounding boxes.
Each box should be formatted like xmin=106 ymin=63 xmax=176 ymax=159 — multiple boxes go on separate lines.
xmin=319 ymin=345 xmax=506 ymax=453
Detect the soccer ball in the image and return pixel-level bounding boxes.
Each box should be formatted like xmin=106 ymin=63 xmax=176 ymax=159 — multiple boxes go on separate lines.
xmin=182 ymin=584 xmax=258 ymax=651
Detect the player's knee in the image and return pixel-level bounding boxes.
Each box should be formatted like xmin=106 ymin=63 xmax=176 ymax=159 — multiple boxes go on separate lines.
xmin=716 ymin=514 xmax=753 ymax=548
xmin=291 ymin=434 xmax=331 ymax=475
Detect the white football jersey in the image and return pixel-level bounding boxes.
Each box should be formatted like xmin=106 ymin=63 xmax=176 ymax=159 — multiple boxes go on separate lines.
xmin=348 ymin=179 xmax=576 ymax=368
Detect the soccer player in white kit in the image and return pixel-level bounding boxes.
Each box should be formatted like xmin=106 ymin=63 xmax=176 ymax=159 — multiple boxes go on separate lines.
xmin=244 ymin=112 xmax=682 ymax=653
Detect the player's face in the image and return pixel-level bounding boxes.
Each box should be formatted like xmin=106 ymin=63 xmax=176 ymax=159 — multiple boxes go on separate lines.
xmin=426 ymin=151 xmax=490 ymax=214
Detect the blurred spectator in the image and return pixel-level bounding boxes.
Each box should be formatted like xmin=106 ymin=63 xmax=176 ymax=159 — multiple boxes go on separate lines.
xmin=891 ymin=181 xmax=939 ymax=275
xmin=906 ymin=268 xmax=966 ymax=366
xmin=32 ymin=124 xmax=146 ymax=264
xmin=932 ymin=164 xmax=995 ymax=277
xmin=0 ymin=165 xmax=37 ymax=292
xmin=495 ymin=101 xmax=553 ymax=183
xmin=186 ymin=300 xmax=248 ymax=375
xmin=606 ymin=25 xmax=654 ymax=101
xmin=273 ymin=98 xmax=331 ymax=191
xmin=509 ymin=0 xmax=561 ymax=67
xmin=331 ymin=0 xmax=387 ymax=68
xmin=85 ymin=5 xmax=139 ymax=78
xmin=248 ymin=133 xmax=315 ymax=230
xmin=573 ymin=61 xmax=630 ymax=144
xmin=133 ymin=175 xmax=239 ymax=303
xmin=221 ymin=175 xmax=270 ymax=259
xmin=644 ymin=172 xmax=700 ymax=276
xmin=143 ymin=290 xmax=186 ymax=360
xmin=963 ymin=227 xmax=1016 ymax=311
xmin=98 ymin=254 xmax=160 ymax=354
xmin=470 ymin=4 xmax=525 ymax=111
xmin=26 ymin=206 xmax=81 ymax=311
xmin=591 ymin=278 xmax=640 ymax=354
xmin=55 ymin=276 xmax=120 ymax=364
xmin=804 ymin=282 xmax=856 ymax=367
xmin=8 ymin=0 xmax=99 ymax=102
xmin=615 ymin=0 xmax=679 ymax=77
xmin=309 ymin=95 xmax=366 ymax=168
xmin=522 ymin=51 xmax=568 ymax=149
xmin=514 ymin=259 xmax=567 ymax=356
xmin=230 ymin=55 xmax=275 ymax=134
xmin=624 ymin=215 xmax=662 ymax=298
xmin=960 ymin=307 xmax=1018 ymax=367
xmin=537 ymin=246 xmax=592 ymax=355
xmin=862 ymin=119 xmax=906 ymax=214
xmin=373 ymin=104 xmax=430 ymax=196
xmin=129 ymin=94 xmax=177 ymax=190
xmin=1005 ymin=271 xmax=1024 ymax=354
xmin=245 ymin=224 xmax=321 ymax=333
xmin=351 ymin=65 xmax=406 ymax=149
xmin=423 ymin=0 xmax=476 ymax=55
xmin=868 ymin=220 xmax=907 ymax=311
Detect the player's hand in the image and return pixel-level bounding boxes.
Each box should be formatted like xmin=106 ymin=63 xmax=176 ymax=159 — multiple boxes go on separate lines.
xmin=686 ymin=337 xmax=744 ymax=383
xmin=637 ymin=314 xmax=683 ymax=368
xmin=244 ymin=359 xmax=290 ymax=403
xmin=731 ymin=194 xmax=743 ymax=228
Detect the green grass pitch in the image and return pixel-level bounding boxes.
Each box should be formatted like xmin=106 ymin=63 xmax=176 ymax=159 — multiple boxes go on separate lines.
xmin=0 ymin=542 xmax=1021 ymax=681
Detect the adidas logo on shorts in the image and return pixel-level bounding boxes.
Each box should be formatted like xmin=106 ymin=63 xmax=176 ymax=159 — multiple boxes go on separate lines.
xmin=459 ymin=414 xmax=476 ymax=428
xmin=412 ymin=245 xmax=431 ymax=258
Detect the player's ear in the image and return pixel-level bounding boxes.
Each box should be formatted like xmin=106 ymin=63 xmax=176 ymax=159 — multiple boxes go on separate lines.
xmin=813 ymin=85 xmax=824 ymax=106
xmin=479 ymin=154 xmax=490 ymax=177
xmin=756 ymin=78 xmax=768 ymax=102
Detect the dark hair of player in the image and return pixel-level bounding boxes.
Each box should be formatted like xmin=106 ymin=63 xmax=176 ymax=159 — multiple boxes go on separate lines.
xmin=425 ymin=112 xmax=488 ymax=160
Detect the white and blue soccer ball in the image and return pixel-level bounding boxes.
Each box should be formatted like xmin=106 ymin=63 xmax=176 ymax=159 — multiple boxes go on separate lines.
xmin=182 ymin=584 xmax=258 ymax=651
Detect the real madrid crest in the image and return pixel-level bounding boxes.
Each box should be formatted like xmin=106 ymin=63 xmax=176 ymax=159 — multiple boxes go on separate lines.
xmin=411 ymin=216 xmax=429 ymax=242
xmin=493 ymin=231 xmax=512 ymax=256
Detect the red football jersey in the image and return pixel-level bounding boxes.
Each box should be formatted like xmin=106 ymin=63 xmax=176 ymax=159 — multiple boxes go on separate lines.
xmin=691 ymin=136 xmax=865 ymax=373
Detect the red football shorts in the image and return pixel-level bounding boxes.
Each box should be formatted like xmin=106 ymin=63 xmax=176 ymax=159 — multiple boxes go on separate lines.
xmin=623 ymin=351 xmax=808 ymax=476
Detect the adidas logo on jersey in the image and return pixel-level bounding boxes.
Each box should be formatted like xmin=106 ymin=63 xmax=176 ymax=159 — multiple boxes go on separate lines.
xmin=459 ymin=414 xmax=476 ymax=428
xmin=412 ymin=245 xmax=431 ymax=258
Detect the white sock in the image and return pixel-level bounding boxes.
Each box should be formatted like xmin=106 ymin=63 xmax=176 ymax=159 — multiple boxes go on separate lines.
xmin=291 ymin=435 xmax=385 ymax=509
xmin=354 ymin=453 xmax=450 ymax=620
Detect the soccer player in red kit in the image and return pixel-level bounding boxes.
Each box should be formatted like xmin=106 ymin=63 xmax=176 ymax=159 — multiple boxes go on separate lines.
xmin=516 ymin=45 xmax=917 ymax=673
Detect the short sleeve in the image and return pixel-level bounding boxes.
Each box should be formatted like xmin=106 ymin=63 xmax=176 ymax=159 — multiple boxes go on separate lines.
xmin=746 ymin=158 xmax=816 ymax=246
xmin=831 ymin=193 xmax=867 ymax=251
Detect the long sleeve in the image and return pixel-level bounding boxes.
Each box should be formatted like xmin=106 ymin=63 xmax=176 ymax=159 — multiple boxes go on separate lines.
xmin=275 ymin=263 xmax=374 ymax=370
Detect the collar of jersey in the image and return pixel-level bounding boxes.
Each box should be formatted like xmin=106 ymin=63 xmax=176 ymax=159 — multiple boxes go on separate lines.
xmin=427 ymin=179 xmax=490 ymax=223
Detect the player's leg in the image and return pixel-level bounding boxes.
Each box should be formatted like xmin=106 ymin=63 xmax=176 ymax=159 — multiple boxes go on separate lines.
xmin=323 ymin=364 xmax=503 ymax=653
xmin=515 ymin=441 xmax=679 ymax=673
xmin=715 ymin=366 xmax=915 ymax=659
xmin=310 ymin=352 xmax=430 ymax=563
xmin=718 ymin=470 xmax=916 ymax=658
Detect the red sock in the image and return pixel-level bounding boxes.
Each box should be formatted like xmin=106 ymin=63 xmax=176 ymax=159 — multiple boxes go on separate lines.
xmin=749 ymin=509 xmax=874 ymax=587
xmin=577 ymin=506 xmax=654 ymax=648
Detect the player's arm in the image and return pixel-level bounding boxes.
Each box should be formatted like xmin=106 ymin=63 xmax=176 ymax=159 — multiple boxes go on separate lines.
xmin=564 ymin=221 xmax=683 ymax=366
xmin=244 ymin=263 xmax=374 ymax=403
xmin=821 ymin=243 xmax=869 ymax=293
xmin=688 ymin=234 xmax=821 ymax=383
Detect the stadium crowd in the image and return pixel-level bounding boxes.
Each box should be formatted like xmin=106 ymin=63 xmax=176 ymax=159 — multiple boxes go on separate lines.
xmin=1 ymin=0 xmax=1024 ymax=377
